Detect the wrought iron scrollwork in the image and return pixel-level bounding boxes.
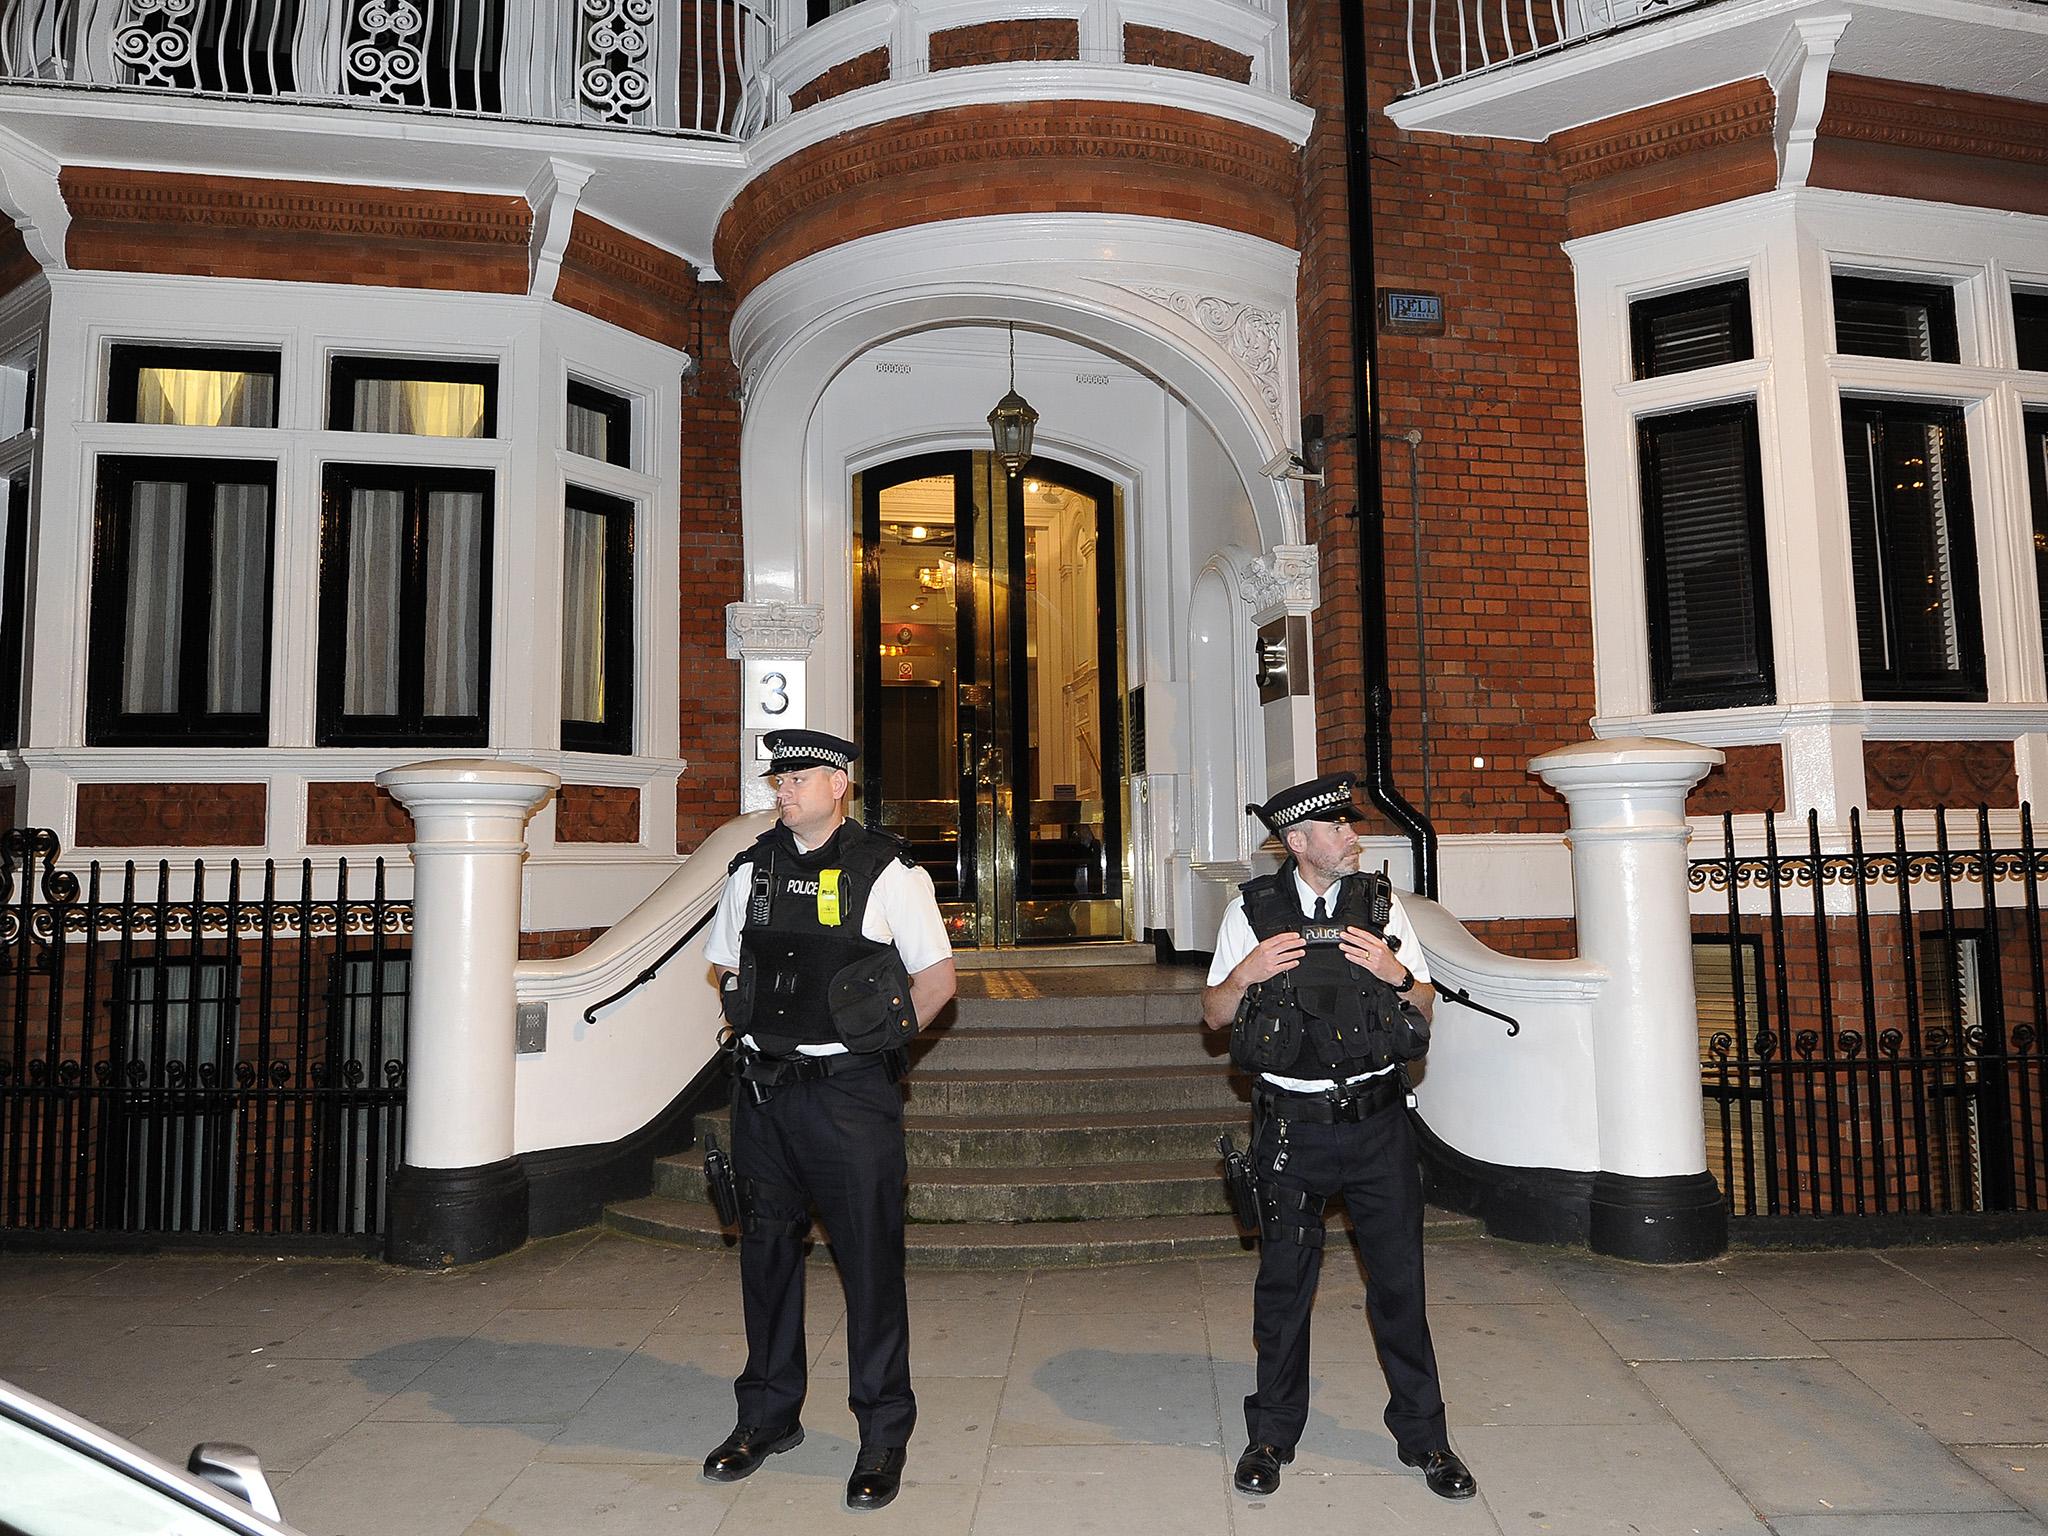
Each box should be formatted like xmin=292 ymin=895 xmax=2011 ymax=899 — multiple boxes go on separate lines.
xmin=577 ymin=0 xmax=655 ymax=123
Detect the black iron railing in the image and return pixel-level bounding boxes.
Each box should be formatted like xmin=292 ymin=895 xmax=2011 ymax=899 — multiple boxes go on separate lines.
xmin=1691 ymin=805 xmax=2046 ymax=1220
xmin=0 ymin=828 xmax=411 ymax=1239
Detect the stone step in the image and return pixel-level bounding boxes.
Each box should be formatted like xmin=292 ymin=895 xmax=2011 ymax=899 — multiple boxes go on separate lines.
xmin=942 ymin=991 xmax=1204 ymax=1031
xmin=605 ymin=1196 xmax=1484 ymax=1269
xmin=904 ymin=1065 xmax=1246 ymax=1116
xmin=690 ymin=1103 xmax=1253 ymax=1168
xmin=909 ymin=1023 xmax=1221 ymax=1071
xmin=655 ymin=1155 xmax=1234 ymax=1222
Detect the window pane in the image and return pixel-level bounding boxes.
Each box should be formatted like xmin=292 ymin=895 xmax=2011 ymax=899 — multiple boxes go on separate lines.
xmin=1639 ymin=404 xmax=1774 ymax=708
xmin=110 ymin=346 xmax=280 ymax=427
xmin=1631 ymin=281 xmax=1752 ymax=380
xmin=351 ymin=377 xmax=488 ymax=438
xmin=1842 ymin=402 xmax=1983 ymax=697
xmin=422 ymin=488 xmax=485 ymax=718
xmin=207 ymin=482 xmax=270 ymax=715
xmin=566 ymin=380 xmax=631 ymax=466
xmin=121 ymin=480 xmax=188 ymax=715
xmin=344 ymin=487 xmax=405 ymax=718
xmin=562 ymin=504 xmax=608 ymax=724
xmin=1834 ymin=276 xmax=1960 ymax=363
xmin=2018 ymin=292 xmax=2048 ymax=373
xmin=0 ymin=472 xmax=26 ymax=748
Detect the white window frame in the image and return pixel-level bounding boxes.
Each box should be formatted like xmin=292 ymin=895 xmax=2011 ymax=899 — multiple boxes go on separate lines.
xmin=1570 ymin=188 xmax=2048 ymax=818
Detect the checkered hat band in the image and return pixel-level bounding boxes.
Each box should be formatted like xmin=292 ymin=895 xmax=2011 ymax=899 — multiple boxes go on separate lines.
xmin=771 ymin=745 xmax=851 ymax=770
xmin=1279 ymin=785 xmax=1350 ymax=824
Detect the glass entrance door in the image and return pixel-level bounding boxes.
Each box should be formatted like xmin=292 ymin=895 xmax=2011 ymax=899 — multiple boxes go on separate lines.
xmin=855 ymin=451 xmax=1127 ymax=948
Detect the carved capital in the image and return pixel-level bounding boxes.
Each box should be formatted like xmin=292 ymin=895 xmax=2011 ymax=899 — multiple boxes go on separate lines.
xmin=726 ymin=601 xmax=825 ymax=660
xmin=1122 ymin=284 xmax=1288 ymax=433
xmin=1238 ymin=543 xmax=1319 ymax=616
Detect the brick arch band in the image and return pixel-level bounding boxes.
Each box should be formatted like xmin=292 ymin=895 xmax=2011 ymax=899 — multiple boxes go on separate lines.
xmin=715 ymin=101 xmax=1299 ymax=300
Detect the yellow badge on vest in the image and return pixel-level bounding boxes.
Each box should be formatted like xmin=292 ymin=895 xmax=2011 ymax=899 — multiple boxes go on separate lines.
xmin=817 ymin=869 xmax=843 ymax=926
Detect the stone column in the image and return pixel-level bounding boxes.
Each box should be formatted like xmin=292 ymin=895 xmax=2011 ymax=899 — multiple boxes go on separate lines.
xmin=376 ymin=759 xmax=558 ymax=1268
xmin=1529 ymin=737 xmax=1727 ymax=1262
xmin=727 ymin=600 xmax=825 ymax=814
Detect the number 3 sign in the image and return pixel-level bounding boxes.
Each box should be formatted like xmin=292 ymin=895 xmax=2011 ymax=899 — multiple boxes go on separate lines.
xmin=743 ymin=662 xmax=804 ymax=731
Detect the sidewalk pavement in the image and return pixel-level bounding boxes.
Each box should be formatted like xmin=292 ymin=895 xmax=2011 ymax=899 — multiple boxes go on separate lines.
xmin=3 ymin=1232 xmax=2045 ymax=1536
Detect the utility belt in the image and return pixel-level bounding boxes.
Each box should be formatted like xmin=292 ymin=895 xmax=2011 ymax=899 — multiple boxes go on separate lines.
xmin=1253 ymin=1069 xmax=1406 ymax=1124
xmin=726 ymin=1039 xmax=903 ymax=1104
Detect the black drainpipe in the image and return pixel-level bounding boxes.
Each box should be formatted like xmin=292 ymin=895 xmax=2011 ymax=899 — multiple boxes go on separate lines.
xmin=1337 ymin=0 xmax=1439 ymax=899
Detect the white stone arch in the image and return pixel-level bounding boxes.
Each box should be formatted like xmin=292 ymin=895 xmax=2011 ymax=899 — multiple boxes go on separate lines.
xmin=730 ymin=213 xmax=1305 ymax=615
xmin=1190 ymin=546 xmax=1262 ymax=866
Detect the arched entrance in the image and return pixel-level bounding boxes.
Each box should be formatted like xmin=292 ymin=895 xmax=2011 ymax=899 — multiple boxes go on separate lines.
xmin=853 ymin=450 xmax=1127 ymax=948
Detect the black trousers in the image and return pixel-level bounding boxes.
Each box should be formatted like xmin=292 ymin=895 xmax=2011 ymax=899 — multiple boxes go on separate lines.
xmin=1245 ymin=1096 xmax=1448 ymax=1458
xmin=729 ymin=1060 xmax=916 ymax=1448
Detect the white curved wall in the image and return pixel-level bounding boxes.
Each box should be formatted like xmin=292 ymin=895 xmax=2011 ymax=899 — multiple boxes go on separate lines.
xmin=510 ymin=809 xmax=775 ymax=1153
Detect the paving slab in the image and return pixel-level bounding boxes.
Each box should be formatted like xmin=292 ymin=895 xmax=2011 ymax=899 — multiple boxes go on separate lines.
xmin=997 ymin=1310 xmax=1222 ymax=1446
xmin=1827 ymin=1338 xmax=2048 ymax=1443
xmin=1635 ymin=1358 xmax=2019 ymax=1517
xmin=1956 ymin=1448 xmax=2048 ymax=1523
xmin=512 ymin=1231 xmax=718 ymax=1311
xmin=1544 ymin=1255 xmax=1824 ymax=1361
xmin=539 ymin=1326 xmax=750 ymax=1464
xmin=1227 ymin=1468 xmax=1506 ymax=1535
xmin=270 ymin=1421 xmax=556 ymax=1536
xmin=1450 ymin=1422 xmax=1761 ymax=1535
xmin=370 ymin=1306 xmax=666 ymax=1425
xmin=1432 ymin=1302 xmax=1665 ymax=1426
xmin=1767 ymin=1516 xmax=2048 ymax=1535
xmin=1726 ymin=1251 xmax=2006 ymax=1341
xmin=1020 ymin=1256 xmax=1207 ymax=1314
xmin=974 ymin=1443 xmax=1233 ymax=1536
xmin=127 ymin=1349 xmax=429 ymax=1472
xmin=459 ymin=1460 xmax=745 ymax=1536
xmin=1879 ymin=1245 xmax=2048 ymax=1351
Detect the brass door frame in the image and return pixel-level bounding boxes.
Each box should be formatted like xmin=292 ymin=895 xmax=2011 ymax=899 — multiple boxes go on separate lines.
xmin=855 ymin=451 xmax=1131 ymax=949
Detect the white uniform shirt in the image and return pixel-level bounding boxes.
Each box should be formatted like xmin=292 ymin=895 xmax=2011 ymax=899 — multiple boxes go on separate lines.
xmin=1205 ymin=870 xmax=1431 ymax=1091
xmin=706 ymin=823 xmax=953 ymax=1056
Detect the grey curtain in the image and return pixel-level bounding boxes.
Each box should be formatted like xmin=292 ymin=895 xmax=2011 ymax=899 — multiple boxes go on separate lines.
xmin=122 ymin=479 xmax=188 ymax=714
xmin=343 ymin=487 xmax=404 ymax=717
xmin=561 ymin=504 xmax=608 ymax=723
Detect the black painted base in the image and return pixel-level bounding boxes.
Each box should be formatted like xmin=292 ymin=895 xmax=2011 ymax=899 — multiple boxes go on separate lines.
xmin=1412 ymin=1112 xmax=1595 ymax=1247
xmin=1589 ymin=1170 xmax=1728 ymax=1263
xmin=522 ymin=1068 xmax=714 ymax=1239
xmin=385 ymin=1157 xmax=529 ymax=1269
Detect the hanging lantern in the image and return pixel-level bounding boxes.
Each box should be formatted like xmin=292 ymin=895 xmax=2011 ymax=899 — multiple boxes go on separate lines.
xmin=988 ymin=324 xmax=1037 ymax=477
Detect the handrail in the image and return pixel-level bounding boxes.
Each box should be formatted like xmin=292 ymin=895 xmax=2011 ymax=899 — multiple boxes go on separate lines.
xmin=581 ymin=906 xmax=716 ymax=1023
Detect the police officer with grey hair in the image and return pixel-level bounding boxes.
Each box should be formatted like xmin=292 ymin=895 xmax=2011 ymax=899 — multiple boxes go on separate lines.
xmin=1202 ymin=772 xmax=1476 ymax=1502
xmin=701 ymin=729 xmax=956 ymax=1511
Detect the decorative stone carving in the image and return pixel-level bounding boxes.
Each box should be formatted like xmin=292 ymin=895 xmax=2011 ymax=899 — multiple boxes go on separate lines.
xmin=1124 ymin=284 xmax=1286 ymax=430
xmin=1237 ymin=544 xmax=1319 ymax=616
xmin=726 ymin=601 xmax=824 ymax=660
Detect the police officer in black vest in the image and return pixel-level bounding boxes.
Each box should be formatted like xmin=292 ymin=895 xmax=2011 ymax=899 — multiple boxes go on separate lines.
xmin=701 ymin=729 xmax=956 ymax=1511
xmin=1201 ymin=772 xmax=1477 ymax=1502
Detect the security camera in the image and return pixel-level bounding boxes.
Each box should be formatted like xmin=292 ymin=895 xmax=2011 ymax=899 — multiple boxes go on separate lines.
xmin=1260 ymin=447 xmax=1324 ymax=485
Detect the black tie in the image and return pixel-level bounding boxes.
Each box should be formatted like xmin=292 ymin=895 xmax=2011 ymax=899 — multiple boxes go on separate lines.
xmin=1313 ymin=897 xmax=1327 ymax=921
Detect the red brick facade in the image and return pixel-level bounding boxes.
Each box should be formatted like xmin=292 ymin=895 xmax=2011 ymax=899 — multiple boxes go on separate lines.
xmin=76 ymin=782 xmax=267 ymax=847
xmin=1293 ymin=0 xmax=1589 ymax=839
xmin=715 ymin=102 xmax=1298 ymax=298
xmin=1865 ymin=741 xmax=2019 ymax=811
xmin=518 ymin=927 xmax=607 ymax=960
xmin=1122 ymin=25 xmax=1253 ymax=84
xmin=1813 ymin=76 xmax=2048 ymax=218
xmin=554 ymin=214 xmax=699 ymax=352
xmin=1691 ymin=745 xmax=1788 ymax=819
xmin=677 ymin=281 xmax=745 ymax=850
xmin=306 ymin=782 xmax=414 ymax=846
xmin=60 ymin=170 xmax=531 ymax=291
xmin=0 ymin=227 xmax=37 ymax=294
xmin=789 ymin=46 xmax=890 ymax=111
xmin=556 ymin=784 xmax=641 ymax=842
xmin=928 ymin=20 xmax=1079 ymax=70
xmin=1551 ymin=79 xmax=1779 ymax=240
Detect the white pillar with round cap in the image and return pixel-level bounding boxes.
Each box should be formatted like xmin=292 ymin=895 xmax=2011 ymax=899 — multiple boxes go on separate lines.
xmin=376 ymin=758 xmax=559 ymax=1266
xmin=1529 ymin=736 xmax=1727 ymax=1261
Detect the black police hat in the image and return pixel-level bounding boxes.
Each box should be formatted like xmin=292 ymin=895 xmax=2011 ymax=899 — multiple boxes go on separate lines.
xmin=1247 ymin=772 xmax=1365 ymax=837
xmin=762 ymin=729 xmax=860 ymax=775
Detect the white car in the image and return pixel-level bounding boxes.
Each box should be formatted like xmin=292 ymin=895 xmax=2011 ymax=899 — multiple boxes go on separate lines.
xmin=0 ymin=1376 xmax=306 ymax=1535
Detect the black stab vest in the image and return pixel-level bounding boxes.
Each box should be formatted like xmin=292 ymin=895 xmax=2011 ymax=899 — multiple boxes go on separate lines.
xmin=1230 ymin=861 xmax=1423 ymax=1079
xmin=723 ymin=820 xmax=915 ymax=1054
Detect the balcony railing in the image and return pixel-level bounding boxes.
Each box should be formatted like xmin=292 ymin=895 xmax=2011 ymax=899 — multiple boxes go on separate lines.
xmin=1403 ymin=0 xmax=1699 ymax=91
xmin=0 ymin=0 xmax=774 ymax=137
